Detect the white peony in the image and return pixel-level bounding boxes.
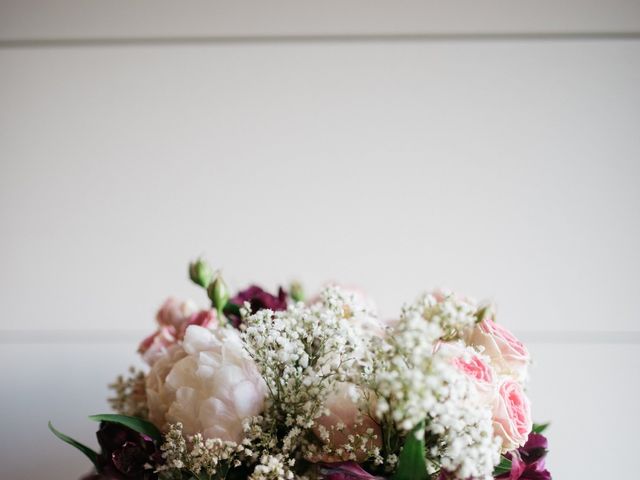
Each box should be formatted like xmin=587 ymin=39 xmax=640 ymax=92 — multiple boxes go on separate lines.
xmin=146 ymin=325 xmax=267 ymax=443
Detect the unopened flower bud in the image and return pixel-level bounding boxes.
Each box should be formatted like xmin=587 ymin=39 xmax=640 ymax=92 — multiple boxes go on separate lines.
xmin=207 ymin=273 xmax=229 ymax=312
xmin=189 ymin=258 xmax=214 ymax=288
xmin=475 ymin=303 xmax=495 ymax=324
xmin=289 ymin=281 xmax=304 ymax=303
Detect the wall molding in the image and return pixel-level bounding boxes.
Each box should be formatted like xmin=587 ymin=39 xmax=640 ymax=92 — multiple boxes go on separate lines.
xmin=1 ymin=329 xmax=639 ymax=345
xmin=2 ymin=31 xmax=640 ymax=49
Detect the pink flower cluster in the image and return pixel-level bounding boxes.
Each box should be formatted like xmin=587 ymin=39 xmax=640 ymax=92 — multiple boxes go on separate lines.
xmin=138 ymin=298 xmax=217 ymax=366
xmin=450 ymin=314 xmax=532 ymax=452
xmin=134 ymin=285 xmax=541 ymax=478
xmin=52 ymin=253 xmax=552 ymax=480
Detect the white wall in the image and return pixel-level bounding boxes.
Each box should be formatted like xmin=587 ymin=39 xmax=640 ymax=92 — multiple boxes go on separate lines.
xmin=1 ymin=2 xmax=639 ymax=478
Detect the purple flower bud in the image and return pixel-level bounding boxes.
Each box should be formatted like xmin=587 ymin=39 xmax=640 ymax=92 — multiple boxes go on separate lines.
xmin=497 ymin=432 xmax=552 ymax=480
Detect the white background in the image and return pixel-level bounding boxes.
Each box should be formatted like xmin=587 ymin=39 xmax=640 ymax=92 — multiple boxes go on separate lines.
xmin=1 ymin=2 xmax=639 ymax=478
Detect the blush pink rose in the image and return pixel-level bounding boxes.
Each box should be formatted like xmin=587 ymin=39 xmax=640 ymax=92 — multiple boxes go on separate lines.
xmin=139 ymin=298 xmax=217 ymax=366
xmin=177 ymin=309 xmax=217 ymax=339
xmin=467 ymin=317 xmax=530 ymax=382
xmin=138 ymin=326 xmax=177 ymax=366
xmin=155 ymin=297 xmax=198 ymax=329
xmin=311 ymin=383 xmax=382 ymax=463
xmin=452 ymin=351 xmax=497 ymax=404
xmin=492 ymin=379 xmax=532 ymax=452
xmin=439 ymin=342 xmax=498 ymax=405
xmin=453 ymin=354 xmax=493 ymax=383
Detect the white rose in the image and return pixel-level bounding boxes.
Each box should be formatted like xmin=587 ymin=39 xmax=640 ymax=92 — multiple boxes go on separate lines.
xmin=146 ymin=325 xmax=267 ymax=443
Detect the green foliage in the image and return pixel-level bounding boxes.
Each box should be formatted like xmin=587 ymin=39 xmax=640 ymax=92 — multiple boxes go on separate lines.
xmin=223 ymin=302 xmax=242 ymax=317
xmin=392 ymin=421 xmax=428 ymax=480
xmin=158 ymin=470 xmax=186 ymax=480
xmin=532 ymin=422 xmax=550 ymax=434
xmin=493 ymin=455 xmax=512 ymax=476
xmin=190 ymin=473 xmax=212 ymax=480
xmin=48 ymin=421 xmax=98 ymax=468
xmin=88 ymin=413 xmax=162 ymax=441
xmin=189 ymin=258 xmax=214 ymax=289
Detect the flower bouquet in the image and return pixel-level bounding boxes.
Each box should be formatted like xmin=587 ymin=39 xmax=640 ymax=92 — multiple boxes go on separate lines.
xmin=50 ymin=259 xmax=551 ymax=480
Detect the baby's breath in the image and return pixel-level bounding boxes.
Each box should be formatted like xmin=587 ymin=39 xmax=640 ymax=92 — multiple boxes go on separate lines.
xmin=365 ymin=292 xmax=501 ymax=479
xmin=131 ymin=286 xmax=514 ymax=479
xmin=249 ymin=454 xmax=295 ymax=480
xmin=158 ymin=423 xmax=246 ymax=478
xmin=241 ymin=287 xmax=360 ymax=463
xmin=108 ymin=366 xmax=148 ymax=418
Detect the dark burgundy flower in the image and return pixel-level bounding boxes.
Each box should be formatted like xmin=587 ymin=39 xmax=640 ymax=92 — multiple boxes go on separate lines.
xmin=81 ymin=474 xmax=120 ymax=480
xmin=87 ymin=422 xmax=160 ymax=479
xmin=437 ymin=471 xmax=458 ymax=480
xmin=227 ymin=285 xmax=288 ymax=327
xmin=497 ymin=432 xmax=551 ymax=480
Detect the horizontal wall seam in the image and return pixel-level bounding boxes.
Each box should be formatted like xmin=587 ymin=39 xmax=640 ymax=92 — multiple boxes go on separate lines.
xmin=1 ymin=329 xmax=639 ymax=345
xmin=2 ymin=31 xmax=640 ymax=49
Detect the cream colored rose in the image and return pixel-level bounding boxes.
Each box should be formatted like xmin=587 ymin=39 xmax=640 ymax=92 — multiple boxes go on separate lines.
xmin=146 ymin=325 xmax=267 ymax=443
xmin=467 ymin=317 xmax=530 ymax=383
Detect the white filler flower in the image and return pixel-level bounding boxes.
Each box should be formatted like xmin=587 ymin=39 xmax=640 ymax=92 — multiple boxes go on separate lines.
xmin=146 ymin=325 xmax=267 ymax=443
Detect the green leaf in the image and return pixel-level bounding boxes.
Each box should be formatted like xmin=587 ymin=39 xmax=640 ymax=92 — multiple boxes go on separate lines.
xmin=223 ymin=302 xmax=242 ymax=317
xmin=392 ymin=421 xmax=428 ymax=480
xmin=493 ymin=455 xmax=512 ymax=476
xmin=88 ymin=414 xmax=162 ymax=441
xmin=532 ymin=422 xmax=550 ymax=434
xmin=191 ymin=473 xmax=212 ymax=480
xmin=48 ymin=421 xmax=99 ymax=468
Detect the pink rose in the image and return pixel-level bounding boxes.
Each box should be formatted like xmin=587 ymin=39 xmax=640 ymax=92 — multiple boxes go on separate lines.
xmin=138 ymin=326 xmax=177 ymax=366
xmin=311 ymin=383 xmax=382 ymax=463
xmin=452 ymin=350 xmax=497 ymax=405
xmin=177 ymin=309 xmax=217 ymax=339
xmin=438 ymin=341 xmax=497 ymax=406
xmin=155 ymin=297 xmax=197 ymax=329
xmin=492 ymin=379 xmax=532 ymax=452
xmin=453 ymin=353 xmax=494 ymax=383
xmin=467 ymin=317 xmax=529 ymax=382
xmin=138 ymin=298 xmax=217 ymax=366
